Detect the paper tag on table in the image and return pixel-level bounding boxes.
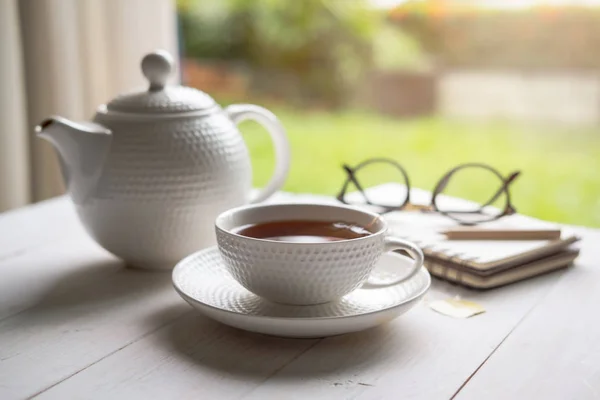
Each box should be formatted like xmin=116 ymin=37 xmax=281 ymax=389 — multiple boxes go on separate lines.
xmin=430 ymin=299 xmax=486 ymax=318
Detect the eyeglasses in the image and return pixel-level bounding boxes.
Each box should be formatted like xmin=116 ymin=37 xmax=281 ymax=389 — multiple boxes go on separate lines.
xmin=336 ymin=158 xmax=521 ymax=225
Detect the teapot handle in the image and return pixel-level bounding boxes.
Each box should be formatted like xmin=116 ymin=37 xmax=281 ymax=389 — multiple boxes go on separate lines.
xmin=225 ymin=104 xmax=290 ymax=203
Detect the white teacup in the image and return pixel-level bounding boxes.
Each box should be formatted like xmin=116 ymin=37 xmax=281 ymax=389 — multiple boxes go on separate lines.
xmin=215 ymin=203 xmax=424 ymax=305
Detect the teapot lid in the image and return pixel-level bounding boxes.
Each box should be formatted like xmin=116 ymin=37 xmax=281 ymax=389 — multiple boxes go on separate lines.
xmin=104 ymin=50 xmax=216 ymax=115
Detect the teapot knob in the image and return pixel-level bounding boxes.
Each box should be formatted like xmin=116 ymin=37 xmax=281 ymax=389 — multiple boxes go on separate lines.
xmin=141 ymin=50 xmax=174 ymax=91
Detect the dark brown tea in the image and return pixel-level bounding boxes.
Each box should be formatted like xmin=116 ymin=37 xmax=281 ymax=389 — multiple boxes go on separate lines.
xmin=232 ymin=220 xmax=373 ymax=243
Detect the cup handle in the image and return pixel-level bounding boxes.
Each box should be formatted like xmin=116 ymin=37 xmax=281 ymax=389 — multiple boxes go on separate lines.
xmin=225 ymin=104 xmax=291 ymax=203
xmin=377 ymin=236 xmax=425 ymax=285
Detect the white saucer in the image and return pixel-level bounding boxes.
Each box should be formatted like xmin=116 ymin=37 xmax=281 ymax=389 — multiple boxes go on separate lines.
xmin=172 ymin=247 xmax=431 ymax=338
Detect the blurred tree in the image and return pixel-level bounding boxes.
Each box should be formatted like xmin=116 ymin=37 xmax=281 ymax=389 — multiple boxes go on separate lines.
xmin=372 ymin=23 xmax=430 ymax=72
xmin=177 ymin=0 xmax=248 ymax=60
xmin=177 ymin=0 xmax=384 ymax=107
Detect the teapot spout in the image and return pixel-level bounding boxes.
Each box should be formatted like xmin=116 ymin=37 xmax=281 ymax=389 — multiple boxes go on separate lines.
xmin=36 ymin=116 xmax=112 ymax=204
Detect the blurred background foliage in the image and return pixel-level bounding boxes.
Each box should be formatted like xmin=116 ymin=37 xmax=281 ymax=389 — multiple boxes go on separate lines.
xmin=177 ymin=0 xmax=425 ymax=107
xmin=179 ymin=0 xmax=600 ymax=76
xmin=176 ymin=0 xmax=600 ymax=227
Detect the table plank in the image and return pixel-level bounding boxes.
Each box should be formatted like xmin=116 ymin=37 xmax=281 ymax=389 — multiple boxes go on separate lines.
xmin=32 ymin=269 xmax=564 ymax=400
xmin=0 ymin=197 xmax=83 ymax=260
xmin=0 ymin=238 xmax=188 ymax=399
xmin=34 ymin=314 xmax=318 ymax=400
xmin=241 ymin=273 xmax=567 ymax=400
xmin=0 ymin=238 xmax=115 ymax=322
xmin=454 ymin=229 xmax=600 ymax=400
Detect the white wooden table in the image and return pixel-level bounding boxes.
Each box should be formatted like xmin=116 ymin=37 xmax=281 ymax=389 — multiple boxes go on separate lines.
xmin=1 ymin=186 xmax=599 ymax=400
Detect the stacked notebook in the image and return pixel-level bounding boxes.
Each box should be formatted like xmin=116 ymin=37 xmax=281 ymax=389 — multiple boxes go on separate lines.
xmin=348 ymin=184 xmax=581 ymax=289
xmin=385 ymin=211 xmax=580 ymax=289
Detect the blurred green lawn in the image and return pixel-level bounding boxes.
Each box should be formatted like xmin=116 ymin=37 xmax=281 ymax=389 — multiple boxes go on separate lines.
xmin=237 ymin=106 xmax=600 ymax=227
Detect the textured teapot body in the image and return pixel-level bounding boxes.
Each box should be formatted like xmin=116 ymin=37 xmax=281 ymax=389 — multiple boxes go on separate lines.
xmin=77 ymin=110 xmax=252 ymax=269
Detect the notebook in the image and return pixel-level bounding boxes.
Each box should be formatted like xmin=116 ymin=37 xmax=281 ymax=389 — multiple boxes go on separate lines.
xmin=426 ymin=250 xmax=579 ymax=289
xmin=384 ymin=210 xmax=580 ymax=274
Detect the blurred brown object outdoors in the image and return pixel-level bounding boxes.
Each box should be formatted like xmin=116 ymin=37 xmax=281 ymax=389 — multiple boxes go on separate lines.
xmin=355 ymin=70 xmax=437 ymax=117
xmin=182 ymin=58 xmax=438 ymax=117
xmin=181 ymin=59 xmax=250 ymax=100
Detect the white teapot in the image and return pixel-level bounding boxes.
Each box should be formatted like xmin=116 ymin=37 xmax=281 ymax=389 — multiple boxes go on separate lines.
xmin=37 ymin=50 xmax=290 ymax=270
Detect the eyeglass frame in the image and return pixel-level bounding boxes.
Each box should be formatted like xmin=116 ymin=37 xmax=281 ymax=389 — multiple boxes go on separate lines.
xmin=336 ymin=158 xmax=521 ymax=225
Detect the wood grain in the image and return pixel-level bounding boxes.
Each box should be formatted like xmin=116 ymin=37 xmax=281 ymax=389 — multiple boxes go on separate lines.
xmin=240 ymin=274 xmax=566 ymax=400
xmin=0 ymin=238 xmax=116 ymax=322
xmin=454 ymin=229 xmax=600 ymax=400
xmin=0 ymin=196 xmax=83 ymax=260
xmin=35 ymin=313 xmax=319 ymax=400
xmin=32 ymin=273 xmax=563 ymax=400
xmin=0 ymin=188 xmax=597 ymax=400
xmin=0 ymin=237 xmax=187 ymax=399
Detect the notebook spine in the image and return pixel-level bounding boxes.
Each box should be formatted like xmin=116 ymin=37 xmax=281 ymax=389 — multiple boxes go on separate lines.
xmin=429 ymin=249 xmax=580 ymax=287
xmin=423 ymin=247 xmax=474 ymax=268
xmin=427 ymin=261 xmax=466 ymax=286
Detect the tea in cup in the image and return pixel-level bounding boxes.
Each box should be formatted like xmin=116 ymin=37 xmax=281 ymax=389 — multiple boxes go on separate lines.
xmin=215 ymin=203 xmax=424 ymax=305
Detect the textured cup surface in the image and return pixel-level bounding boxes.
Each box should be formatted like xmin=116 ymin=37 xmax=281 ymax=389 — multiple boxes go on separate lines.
xmin=216 ymin=203 xmax=388 ymax=305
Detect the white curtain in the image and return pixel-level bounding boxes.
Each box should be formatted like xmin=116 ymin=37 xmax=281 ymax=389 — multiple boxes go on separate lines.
xmin=0 ymin=0 xmax=179 ymax=212
xmin=0 ymin=0 xmax=30 ymax=211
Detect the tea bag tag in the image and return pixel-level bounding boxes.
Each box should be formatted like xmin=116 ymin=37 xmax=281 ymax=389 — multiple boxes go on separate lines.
xmin=430 ymin=298 xmax=485 ymax=318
